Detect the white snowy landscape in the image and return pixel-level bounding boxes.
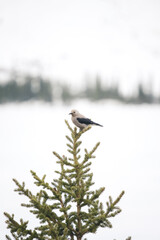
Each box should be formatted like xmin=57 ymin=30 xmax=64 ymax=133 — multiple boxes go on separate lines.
xmin=1 ymin=0 xmax=160 ymax=239
xmin=1 ymin=0 xmax=160 ymax=93
xmin=1 ymin=101 xmax=160 ymax=240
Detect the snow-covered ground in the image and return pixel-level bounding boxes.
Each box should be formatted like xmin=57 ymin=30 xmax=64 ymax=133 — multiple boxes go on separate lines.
xmin=1 ymin=101 xmax=160 ymax=240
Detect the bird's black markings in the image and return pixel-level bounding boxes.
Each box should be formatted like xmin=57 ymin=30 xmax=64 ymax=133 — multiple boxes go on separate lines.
xmin=77 ymin=118 xmax=103 ymax=127
xmin=77 ymin=118 xmax=93 ymax=125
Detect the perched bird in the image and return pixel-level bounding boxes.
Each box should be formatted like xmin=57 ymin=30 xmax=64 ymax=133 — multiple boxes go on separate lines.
xmin=69 ymin=109 xmax=103 ymax=130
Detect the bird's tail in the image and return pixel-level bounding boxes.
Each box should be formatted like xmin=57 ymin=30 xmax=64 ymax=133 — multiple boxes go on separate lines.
xmin=93 ymin=122 xmax=103 ymax=127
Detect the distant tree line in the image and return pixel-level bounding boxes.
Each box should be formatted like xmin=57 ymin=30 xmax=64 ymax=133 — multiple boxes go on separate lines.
xmin=0 ymin=69 xmax=159 ymax=104
xmin=0 ymin=72 xmax=53 ymax=103
xmin=81 ymin=76 xmax=158 ymax=104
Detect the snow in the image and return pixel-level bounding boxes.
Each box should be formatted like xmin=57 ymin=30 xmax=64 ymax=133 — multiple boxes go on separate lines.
xmin=1 ymin=101 xmax=160 ymax=240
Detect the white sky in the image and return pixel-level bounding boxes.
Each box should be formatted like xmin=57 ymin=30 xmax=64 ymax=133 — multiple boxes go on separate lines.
xmin=0 ymin=0 xmax=160 ymax=93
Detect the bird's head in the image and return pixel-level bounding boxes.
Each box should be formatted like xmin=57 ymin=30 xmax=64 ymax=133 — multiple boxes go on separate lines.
xmin=69 ymin=109 xmax=79 ymax=117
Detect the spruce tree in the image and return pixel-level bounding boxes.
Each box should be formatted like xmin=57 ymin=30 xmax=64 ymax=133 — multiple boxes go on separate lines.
xmin=4 ymin=120 xmax=126 ymax=240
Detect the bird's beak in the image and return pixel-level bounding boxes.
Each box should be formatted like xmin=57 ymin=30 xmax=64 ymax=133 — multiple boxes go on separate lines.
xmin=69 ymin=112 xmax=72 ymax=115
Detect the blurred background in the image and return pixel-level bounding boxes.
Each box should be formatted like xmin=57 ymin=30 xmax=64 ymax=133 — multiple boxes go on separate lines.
xmin=1 ymin=0 xmax=160 ymax=239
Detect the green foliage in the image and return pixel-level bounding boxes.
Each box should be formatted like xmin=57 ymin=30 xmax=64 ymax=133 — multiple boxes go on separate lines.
xmin=4 ymin=121 xmax=125 ymax=240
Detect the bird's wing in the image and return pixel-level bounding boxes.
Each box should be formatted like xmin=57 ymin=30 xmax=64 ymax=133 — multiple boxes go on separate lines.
xmin=77 ymin=118 xmax=94 ymax=125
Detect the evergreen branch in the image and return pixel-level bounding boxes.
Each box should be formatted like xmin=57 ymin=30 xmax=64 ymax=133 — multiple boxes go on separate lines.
xmin=67 ymin=143 xmax=73 ymax=150
xmin=65 ymin=120 xmax=74 ymax=134
xmin=4 ymin=120 xmax=128 ymax=240
xmin=4 ymin=212 xmax=41 ymax=239
xmin=53 ymin=151 xmax=64 ymax=162
xmin=106 ymin=191 xmax=125 ymax=217
xmin=59 ymin=197 xmax=75 ymax=237
xmin=13 ymin=179 xmax=32 ymax=197
xmin=66 ymin=135 xmax=73 ymax=144
xmin=89 ymin=142 xmax=100 ymax=156
xmin=112 ymin=190 xmax=125 ymax=206
xmin=90 ymin=187 xmax=105 ymax=201
xmin=77 ymin=125 xmax=91 ymax=136
xmin=82 ymin=142 xmax=100 ymax=169
xmin=5 ymin=236 xmax=12 ymax=240
xmin=30 ymin=171 xmax=62 ymax=202
xmin=13 ymin=176 xmax=64 ymax=228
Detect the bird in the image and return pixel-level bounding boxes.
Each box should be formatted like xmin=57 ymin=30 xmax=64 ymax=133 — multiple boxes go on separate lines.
xmin=69 ymin=109 xmax=103 ymax=131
